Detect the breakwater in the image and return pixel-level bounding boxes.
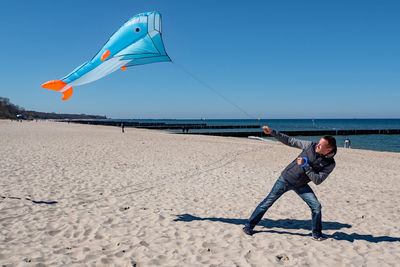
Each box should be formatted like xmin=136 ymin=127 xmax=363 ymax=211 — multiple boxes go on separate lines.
xmin=62 ymin=120 xmax=400 ymax=136
xmin=61 ymin=120 xmax=260 ymax=130
xmin=183 ymin=129 xmax=400 ymax=137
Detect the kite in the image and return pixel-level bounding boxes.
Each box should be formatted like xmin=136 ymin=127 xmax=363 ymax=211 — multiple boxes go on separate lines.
xmin=42 ymin=11 xmax=170 ymax=100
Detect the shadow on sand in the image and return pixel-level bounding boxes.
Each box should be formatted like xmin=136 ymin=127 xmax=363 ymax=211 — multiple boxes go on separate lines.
xmin=174 ymin=213 xmax=400 ymax=243
xmin=0 ymin=196 xmax=57 ymax=205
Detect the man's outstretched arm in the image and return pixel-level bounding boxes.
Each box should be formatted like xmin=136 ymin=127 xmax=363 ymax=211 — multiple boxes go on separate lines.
xmin=263 ymin=126 xmax=313 ymax=150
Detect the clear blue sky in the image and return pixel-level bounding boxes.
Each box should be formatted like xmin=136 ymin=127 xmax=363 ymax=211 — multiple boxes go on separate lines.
xmin=1 ymin=0 xmax=399 ymax=119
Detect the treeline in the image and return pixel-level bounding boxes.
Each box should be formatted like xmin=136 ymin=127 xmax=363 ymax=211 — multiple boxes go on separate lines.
xmin=0 ymin=97 xmax=106 ymax=120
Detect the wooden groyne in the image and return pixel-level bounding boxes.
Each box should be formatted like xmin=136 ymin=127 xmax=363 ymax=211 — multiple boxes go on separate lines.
xmin=61 ymin=120 xmax=400 ymax=136
xmin=62 ymin=120 xmax=261 ymax=130
xmin=183 ymin=129 xmax=400 ymax=137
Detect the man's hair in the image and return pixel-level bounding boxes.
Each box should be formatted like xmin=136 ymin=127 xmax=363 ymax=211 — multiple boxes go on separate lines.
xmin=323 ymin=135 xmax=336 ymax=149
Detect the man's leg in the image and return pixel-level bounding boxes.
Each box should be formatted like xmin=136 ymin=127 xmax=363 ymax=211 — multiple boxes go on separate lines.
xmin=293 ymin=184 xmax=323 ymax=237
xmin=245 ymin=176 xmax=290 ymax=230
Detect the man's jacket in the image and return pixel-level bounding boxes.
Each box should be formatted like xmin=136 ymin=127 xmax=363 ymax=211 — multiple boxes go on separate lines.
xmin=270 ymin=130 xmax=336 ymax=187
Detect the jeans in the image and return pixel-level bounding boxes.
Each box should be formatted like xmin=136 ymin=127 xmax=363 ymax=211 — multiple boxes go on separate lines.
xmin=246 ymin=176 xmax=322 ymax=235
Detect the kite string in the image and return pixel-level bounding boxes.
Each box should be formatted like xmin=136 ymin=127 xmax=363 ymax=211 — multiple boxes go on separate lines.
xmin=173 ymin=61 xmax=258 ymax=120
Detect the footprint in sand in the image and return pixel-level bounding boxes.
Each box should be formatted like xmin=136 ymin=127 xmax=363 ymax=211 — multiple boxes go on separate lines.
xmin=47 ymin=229 xmax=62 ymax=236
xmin=276 ymin=254 xmax=290 ymax=262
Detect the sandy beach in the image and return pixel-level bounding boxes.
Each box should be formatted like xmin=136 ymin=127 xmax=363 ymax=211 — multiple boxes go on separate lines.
xmin=1 ymin=120 xmax=399 ymax=266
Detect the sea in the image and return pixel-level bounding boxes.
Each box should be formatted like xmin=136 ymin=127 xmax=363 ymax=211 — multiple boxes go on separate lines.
xmin=115 ymin=118 xmax=400 ymax=153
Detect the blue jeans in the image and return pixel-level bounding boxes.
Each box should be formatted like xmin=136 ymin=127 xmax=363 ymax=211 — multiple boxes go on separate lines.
xmin=246 ymin=176 xmax=322 ymax=235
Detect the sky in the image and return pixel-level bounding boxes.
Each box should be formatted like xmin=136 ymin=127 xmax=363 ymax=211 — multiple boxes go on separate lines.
xmin=0 ymin=0 xmax=399 ymax=119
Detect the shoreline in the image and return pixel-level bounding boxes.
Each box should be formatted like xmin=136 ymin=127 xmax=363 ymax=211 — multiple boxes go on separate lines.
xmin=2 ymin=119 xmax=399 ymax=153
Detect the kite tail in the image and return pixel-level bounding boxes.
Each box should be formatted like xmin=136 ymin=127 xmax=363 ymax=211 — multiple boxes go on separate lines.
xmin=41 ymin=80 xmax=73 ymax=101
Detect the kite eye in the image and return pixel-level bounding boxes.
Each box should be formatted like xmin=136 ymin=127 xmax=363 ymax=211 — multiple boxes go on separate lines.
xmin=135 ymin=27 xmax=141 ymax=33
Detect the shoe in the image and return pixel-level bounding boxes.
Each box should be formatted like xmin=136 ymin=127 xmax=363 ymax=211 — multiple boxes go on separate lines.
xmin=312 ymin=233 xmax=327 ymax=241
xmin=242 ymin=226 xmax=253 ymax=236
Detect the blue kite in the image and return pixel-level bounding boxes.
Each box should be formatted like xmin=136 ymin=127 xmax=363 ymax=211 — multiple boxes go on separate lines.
xmin=42 ymin=11 xmax=171 ymax=100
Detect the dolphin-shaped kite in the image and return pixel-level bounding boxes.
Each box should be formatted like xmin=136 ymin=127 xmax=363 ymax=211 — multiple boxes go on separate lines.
xmin=42 ymin=11 xmax=171 ymax=100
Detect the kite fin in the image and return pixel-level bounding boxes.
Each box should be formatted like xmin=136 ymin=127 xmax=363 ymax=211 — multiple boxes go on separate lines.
xmin=101 ymin=50 xmax=111 ymax=61
xmin=41 ymin=80 xmax=73 ymax=101
xmin=121 ymin=66 xmax=127 ymax=71
xmin=61 ymin=87 xmax=73 ymax=100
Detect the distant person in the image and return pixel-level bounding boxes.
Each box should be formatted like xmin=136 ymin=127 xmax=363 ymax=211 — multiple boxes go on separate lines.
xmin=243 ymin=126 xmax=337 ymax=241
xmin=344 ymin=139 xmax=351 ymax=148
xmin=121 ymin=123 xmax=125 ymax=133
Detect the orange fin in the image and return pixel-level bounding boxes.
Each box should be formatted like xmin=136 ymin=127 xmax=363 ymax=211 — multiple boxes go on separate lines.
xmin=101 ymin=50 xmax=111 ymax=61
xmin=61 ymin=87 xmax=73 ymax=101
xmin=121 ymin=66 xmax=127 ymax=71
xmin=41 ymin=80 xmax=73 ymax=100
xmin=41 ymin=80 xmax=67 ymax=91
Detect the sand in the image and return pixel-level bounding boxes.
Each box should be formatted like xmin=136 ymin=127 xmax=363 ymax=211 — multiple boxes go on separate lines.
xmin=1 ymin=120 xmax=399 ymax=266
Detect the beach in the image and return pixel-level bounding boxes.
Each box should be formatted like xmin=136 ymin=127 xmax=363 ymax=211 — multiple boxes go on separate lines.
xmin=1 ymin=120 xmax=399 ymax=266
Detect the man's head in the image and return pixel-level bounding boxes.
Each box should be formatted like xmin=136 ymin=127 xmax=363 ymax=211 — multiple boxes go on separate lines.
xmin=316 ymin=136 xmax=337 ymax=156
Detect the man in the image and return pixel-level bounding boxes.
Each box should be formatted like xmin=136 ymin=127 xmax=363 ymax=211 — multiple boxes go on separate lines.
xmin=243 ymin=126 xmax=337 ymax=241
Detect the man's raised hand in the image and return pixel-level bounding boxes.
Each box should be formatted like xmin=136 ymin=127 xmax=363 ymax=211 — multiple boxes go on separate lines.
xmin=263 ymin=126 xmax=273 ymax=135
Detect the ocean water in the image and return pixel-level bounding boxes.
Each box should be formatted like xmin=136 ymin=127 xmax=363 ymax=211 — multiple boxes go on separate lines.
xmin=119 ymin=119 xmax=400 ymax=152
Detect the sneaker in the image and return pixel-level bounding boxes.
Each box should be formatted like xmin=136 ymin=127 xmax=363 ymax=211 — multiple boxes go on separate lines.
xmin=242 ymin=226 xmax=253 ymax=236
xmin=312 ymin=233 xmax=327 ymax=241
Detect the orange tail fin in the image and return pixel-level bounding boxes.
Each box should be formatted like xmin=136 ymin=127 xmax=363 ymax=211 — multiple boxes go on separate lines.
xmin=61 ymin=87 xmax=73 ymax=100
xmin=41 ymin=80 xmax=73 ymax=101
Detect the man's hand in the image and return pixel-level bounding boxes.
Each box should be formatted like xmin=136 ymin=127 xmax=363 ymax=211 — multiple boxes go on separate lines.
xmin=297 ymin=157 xmax=306 ymax=166
xmin=262 ymin=126 xmax=273 ymax=135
